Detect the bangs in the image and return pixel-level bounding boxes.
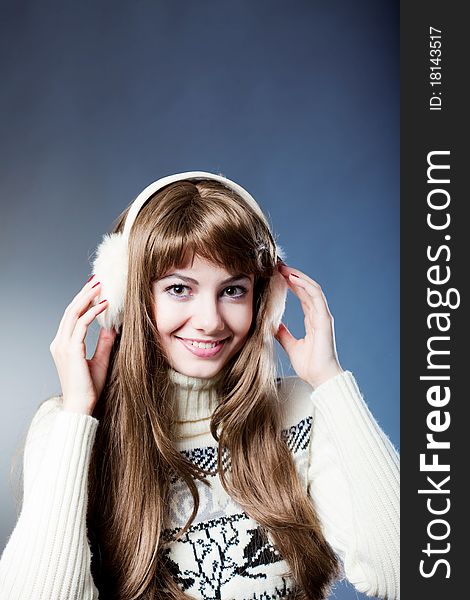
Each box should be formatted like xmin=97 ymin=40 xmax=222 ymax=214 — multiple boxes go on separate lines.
xmin=144 ymin=181 xmax=277 ymax=281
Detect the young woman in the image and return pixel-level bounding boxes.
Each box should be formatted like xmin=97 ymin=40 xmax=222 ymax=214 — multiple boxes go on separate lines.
xmin=0 ymin=172 xmax=399 ymax=600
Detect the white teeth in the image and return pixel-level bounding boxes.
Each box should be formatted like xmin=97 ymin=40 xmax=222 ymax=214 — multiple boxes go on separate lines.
xmin=187 ymin=340 xmax=220 ymax=349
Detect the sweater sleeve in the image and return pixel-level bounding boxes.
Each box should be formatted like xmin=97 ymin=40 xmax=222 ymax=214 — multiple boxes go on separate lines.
xmin=0 ymin=397 xmax=100 ymax=600
xmin=306 ymin=371 xmax=400 ymax=600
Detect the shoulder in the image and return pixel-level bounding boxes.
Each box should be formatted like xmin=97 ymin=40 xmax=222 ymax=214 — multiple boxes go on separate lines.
xmin=34 ymin=395 xmax=64 ymax=418
xmin=276 ymin=375 xmax=315 ymax=429
xmin=26 ymin=395 xmax=64 ymax=440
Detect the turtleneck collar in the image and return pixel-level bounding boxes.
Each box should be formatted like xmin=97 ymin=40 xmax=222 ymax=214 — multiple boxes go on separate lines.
xmin=168 ymin=367 xmax=223 ymax=443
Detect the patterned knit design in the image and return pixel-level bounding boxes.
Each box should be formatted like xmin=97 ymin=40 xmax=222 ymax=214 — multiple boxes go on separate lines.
xmin=162 ymin=417 xmax=312 ymax=599
xmin=0 ymin=370 xmax=400 ymax=600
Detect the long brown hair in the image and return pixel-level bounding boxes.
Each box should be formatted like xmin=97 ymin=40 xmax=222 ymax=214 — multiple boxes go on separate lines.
xmin=87 ymin=179 xmax=340 ymax=599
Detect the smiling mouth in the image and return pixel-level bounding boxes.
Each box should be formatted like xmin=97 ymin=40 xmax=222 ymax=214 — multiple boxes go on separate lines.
xmin=175 ymin=335 xmax=229 ymax=358
xmin=176 ymin=336 xmax=229 ymax=347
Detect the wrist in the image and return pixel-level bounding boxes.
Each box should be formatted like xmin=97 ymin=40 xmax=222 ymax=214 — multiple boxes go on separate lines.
xmin=61 ymin=398 xmax=94 ymax=416
xmin=307 ymin=364 xmax=344 ymax=390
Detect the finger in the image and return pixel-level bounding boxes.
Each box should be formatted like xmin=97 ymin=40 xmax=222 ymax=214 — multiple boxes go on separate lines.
xmin=58 ymin=280 xmax=103 ymax=341
xmin=55 ymin=276 xmax=98 ymax=339
xmin=89 ymin=327 xmax=117 ymax=390
xmin=283 ymin=274 xmax=317 ymax=320
xmin=274 ymin=322 xmax=298 ymax=355
xmin=70 ymin=300 xmax=109 ymax=345
xmin=278 ymin=264 xmax=322 ymax=290
xmin=286 ymin=284 xmax=318 ymax=335
xmin=287 ymin=274 xmax=333 ymax=321
xmin=91 ymin=327 xmax=116 ymax=364
xmin=278 ymin=264 xmax=333 ymax=326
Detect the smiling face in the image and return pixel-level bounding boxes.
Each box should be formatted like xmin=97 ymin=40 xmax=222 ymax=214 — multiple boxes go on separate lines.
xmin=151 ymin=254 xmax=255 ymax=379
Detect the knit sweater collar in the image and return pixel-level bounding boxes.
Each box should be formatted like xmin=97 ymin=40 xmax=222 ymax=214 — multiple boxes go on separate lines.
xmin=168 ymin=367 xmax=223 ymax=442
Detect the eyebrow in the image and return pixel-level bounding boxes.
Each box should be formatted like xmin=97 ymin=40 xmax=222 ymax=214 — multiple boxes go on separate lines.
xmin=158 ymin=272 xmax=252 ymax=285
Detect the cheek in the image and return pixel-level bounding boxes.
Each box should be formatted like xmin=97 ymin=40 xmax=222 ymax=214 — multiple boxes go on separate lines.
xmin=152 ymin=297 xmax=185 ymax=333
xmin=227 ymin=302 xmax=253 ymax=335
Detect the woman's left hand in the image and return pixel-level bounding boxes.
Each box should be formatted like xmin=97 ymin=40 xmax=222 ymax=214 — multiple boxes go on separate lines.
xmin=274 ymin=264 xmax=344 ymax=389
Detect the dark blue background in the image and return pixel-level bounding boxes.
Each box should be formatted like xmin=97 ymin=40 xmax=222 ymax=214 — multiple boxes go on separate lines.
xmin=0 ymin=2 xmax=399 ymax=598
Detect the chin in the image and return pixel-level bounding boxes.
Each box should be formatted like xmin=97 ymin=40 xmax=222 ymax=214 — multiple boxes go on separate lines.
xmin=179 ymin=362 xmax=224 ymax=379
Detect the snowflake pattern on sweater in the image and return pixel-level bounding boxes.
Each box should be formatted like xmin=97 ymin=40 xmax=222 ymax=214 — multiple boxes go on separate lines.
xmin=160 ymin=417 xmax=312 ymax=599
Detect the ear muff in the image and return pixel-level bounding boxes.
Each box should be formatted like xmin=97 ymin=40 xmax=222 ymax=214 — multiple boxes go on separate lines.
xmin=89 ymin=171 xmax=288 ymax=334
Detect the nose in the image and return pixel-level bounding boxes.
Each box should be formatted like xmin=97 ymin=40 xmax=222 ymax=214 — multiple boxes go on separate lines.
xmin=191 ymin=294 xmax=226 ymax=334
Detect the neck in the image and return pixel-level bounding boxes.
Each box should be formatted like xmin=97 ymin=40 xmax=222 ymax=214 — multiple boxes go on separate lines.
xmin=168 ymin=367 xmax=223 ymax=446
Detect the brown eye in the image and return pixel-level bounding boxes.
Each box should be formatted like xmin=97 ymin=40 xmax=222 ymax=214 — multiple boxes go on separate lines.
xmin=165 ymin=284 xmax=190 ymax=298
xmin=223 ymin=286 xmax=247 ymax=298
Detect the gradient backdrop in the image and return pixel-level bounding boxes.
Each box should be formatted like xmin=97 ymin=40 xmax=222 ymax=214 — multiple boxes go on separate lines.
xmin=0 ymin=1 xmax=399 ymax=598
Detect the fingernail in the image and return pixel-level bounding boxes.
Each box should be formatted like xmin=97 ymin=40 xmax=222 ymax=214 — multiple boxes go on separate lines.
xmin=86 ymin=274 xmax=95 ymax=283
xmin=290 ymin=273 xmax=299 ymax=278
xmin=99 ymin=299 xmax=107 ymax=304
xmin=92 ymin=281 xmax=101 ymax=288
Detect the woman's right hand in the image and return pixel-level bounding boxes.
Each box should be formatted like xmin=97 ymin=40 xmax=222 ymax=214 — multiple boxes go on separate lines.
xmin=49 ymin=275 xmax=117 ymax=416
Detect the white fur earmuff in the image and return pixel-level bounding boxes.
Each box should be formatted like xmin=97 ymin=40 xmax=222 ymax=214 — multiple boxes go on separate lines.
xmin=90 ymin=171 xmax=288 ymax=335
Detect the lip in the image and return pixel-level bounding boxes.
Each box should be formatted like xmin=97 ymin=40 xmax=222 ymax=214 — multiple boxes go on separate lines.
xmin=178 ymin=336 xmax=227 ymax=343
xmin=176 ymin=336 xmax=228 ymax=358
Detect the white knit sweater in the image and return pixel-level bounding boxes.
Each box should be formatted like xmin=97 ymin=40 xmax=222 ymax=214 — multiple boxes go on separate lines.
xmin=0 ymin=370 xmax=400 ymax=599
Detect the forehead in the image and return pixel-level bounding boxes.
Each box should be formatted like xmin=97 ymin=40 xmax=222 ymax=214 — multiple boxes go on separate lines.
xmin=162 ymin=255 xmax=254 ymax=283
